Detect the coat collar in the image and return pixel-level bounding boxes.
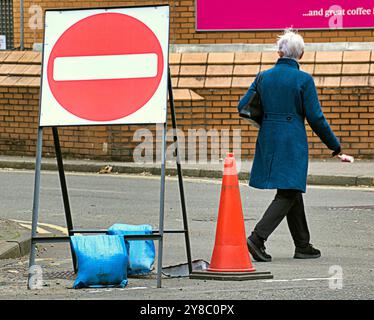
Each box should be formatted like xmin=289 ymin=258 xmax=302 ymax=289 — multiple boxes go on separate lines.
xmin=276 ymin=58 xmax=300 ymax=70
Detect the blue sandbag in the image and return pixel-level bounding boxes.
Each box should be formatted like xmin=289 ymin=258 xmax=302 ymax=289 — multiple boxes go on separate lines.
xmin=70 ymin=235 xmax=129 ymax=289
xmin=107 ymin=224 xmax=155 ymax=275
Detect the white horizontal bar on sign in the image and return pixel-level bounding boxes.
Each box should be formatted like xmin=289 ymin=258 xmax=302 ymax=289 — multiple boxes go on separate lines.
xmin=53 ymin=53 xmax=158 ymax=81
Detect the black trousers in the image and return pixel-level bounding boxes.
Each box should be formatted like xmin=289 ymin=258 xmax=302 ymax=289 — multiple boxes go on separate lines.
xmin=254 ymin=189 xmax=310 ymax=248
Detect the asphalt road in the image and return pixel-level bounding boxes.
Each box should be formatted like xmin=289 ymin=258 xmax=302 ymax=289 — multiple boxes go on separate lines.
xmin=0 ymin=168 xmax=373 ymax=300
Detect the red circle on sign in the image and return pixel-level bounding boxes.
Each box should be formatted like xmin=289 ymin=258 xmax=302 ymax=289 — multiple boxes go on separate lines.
xmin=47 ymin=13 xmax=164 ymax=122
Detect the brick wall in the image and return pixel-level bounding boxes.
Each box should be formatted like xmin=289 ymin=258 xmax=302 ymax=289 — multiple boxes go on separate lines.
xmin=0 ymin=85 xmax=107 ymax=159
xmin=1 ymin=86 xmax=374 ymax=161
xmin=12 ymin=0 xmax=374 ymax=50
xmin=1 ymin=50 xmax=374 ymax=160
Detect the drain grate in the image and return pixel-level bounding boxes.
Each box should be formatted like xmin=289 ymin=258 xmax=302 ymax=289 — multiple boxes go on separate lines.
xmin=43 ymin=271 xmax=160 ymax=280
xmin=43 ymin=270 xmax=76 ymax=280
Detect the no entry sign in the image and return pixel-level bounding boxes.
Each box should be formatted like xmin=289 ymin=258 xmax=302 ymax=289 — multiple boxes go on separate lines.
xmin=39 ymin=6 xmax=170 ymax=126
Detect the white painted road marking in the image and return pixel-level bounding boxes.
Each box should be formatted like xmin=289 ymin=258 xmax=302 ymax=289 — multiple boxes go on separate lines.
xmin=53 ymin=53 xmax=158 ymax=81
xmin=262 ymin=277 xmax=333 ymax=283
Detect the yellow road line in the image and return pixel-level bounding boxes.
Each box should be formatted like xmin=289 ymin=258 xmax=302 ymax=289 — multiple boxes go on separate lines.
xmin=36 ymin=222 xmax=68 ymax=235
xmin=18 ymin=223 xmax=50 ymax=234
xmin=11 ymin=219 xmax=68 ymax=235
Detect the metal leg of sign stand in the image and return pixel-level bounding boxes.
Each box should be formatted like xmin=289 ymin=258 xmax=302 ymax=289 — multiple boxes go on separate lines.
xmin=168 ymin=71 xmax=193 ymax=274
xmin=27 ymin=127 xmax=77 ymax=289
xmin=52 ymin=127 xmax=77 ymax=273
xmin=27 ymin=127 xmax=43 ymax=289
xmin=156 ymin=72 xmax=193 ymax=287
xmin=157 ymin=122 xmax=167 ymax=288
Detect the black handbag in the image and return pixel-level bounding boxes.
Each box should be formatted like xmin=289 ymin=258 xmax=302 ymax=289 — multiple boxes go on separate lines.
xmin=239 ymin=72 xmax=264 ymax=128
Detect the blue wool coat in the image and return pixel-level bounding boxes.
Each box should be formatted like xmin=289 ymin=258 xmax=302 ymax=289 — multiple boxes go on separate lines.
xmin=238 ymin=58 xmax=340 ymax=193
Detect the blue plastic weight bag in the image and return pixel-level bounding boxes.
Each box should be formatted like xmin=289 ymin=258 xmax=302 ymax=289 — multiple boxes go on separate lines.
xmin=107 ymin=224 xmax=155 ymax=275
xmin=70 ymin=235 xmax=129 ymax=289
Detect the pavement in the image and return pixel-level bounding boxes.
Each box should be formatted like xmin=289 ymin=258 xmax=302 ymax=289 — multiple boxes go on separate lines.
xmin=0 ymin=219 xmax=31 ymax=260
xmin=0 ymin=154 xmax=373 ymax=261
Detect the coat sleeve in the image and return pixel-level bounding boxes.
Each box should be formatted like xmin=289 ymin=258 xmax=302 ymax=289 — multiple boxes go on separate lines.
xmin=302 ymin=75 xmax=341 ymax=152
xmin=237 ymin=73 xmax=260 ymax=112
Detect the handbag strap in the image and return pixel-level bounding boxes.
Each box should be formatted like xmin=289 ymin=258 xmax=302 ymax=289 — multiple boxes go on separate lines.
xmin=255 ymin=71 xmax=264 ymax=94
xmin=253 ymin=71 xmax=264 ymax=103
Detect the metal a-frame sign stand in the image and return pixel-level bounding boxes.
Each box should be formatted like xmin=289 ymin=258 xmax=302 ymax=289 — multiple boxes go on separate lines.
xmin=28 ymin=72 xmax=193 ymax=289
xmin=28 ymin=5 xmax=192 ymax=289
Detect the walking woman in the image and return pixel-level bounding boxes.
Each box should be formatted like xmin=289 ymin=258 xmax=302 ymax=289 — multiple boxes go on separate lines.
xmin=238 ymin=29 xmax=342 ymax=262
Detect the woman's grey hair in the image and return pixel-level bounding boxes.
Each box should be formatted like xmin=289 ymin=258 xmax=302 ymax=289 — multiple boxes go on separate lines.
xmin=277 ymin=29 xmax=305 ymax=60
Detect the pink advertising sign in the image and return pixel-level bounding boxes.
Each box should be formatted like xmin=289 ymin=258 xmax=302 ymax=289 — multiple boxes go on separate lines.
xmin=196 ymin=0 xmax=374 ymax=31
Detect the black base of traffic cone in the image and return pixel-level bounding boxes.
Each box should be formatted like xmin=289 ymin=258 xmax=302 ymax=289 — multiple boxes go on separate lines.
xmin=189 ymin=270 xmax=273 ymax=281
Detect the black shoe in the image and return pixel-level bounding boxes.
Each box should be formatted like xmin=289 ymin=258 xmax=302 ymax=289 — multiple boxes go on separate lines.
xmin=294 ymin=244 xmax=321 ymax=259
xmin=247 ymin=237 xmax=272 ymax=262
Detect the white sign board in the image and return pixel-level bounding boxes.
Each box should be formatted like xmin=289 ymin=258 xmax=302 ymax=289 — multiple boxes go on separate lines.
xmin=39 ymin=6 xmax=169 ymax=127
xmin=0 ymin=35 xmax=6 ymax=50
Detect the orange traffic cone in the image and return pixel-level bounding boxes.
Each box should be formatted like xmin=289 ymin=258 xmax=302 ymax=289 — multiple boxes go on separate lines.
xmin=207 ymin=152 xmax=255 ymax=272
xmin=190 ymin=152 xmax=273 ymax=281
